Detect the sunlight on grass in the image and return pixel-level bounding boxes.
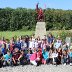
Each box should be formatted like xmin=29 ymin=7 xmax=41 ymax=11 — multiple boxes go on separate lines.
xmin=0 ymin=30 xmax=71 ymax=39
xmin=0 ymin=31 xmax=34 ymax=39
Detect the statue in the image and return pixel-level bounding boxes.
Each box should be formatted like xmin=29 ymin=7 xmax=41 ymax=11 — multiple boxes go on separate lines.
xmin=36 ymin=3 xmax=44 ymax=21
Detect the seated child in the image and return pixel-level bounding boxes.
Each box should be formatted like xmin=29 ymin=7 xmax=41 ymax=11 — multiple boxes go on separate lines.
xmin=26 ymin=50 xmax=32 ymax=64
xmin=12 ymin=48 xmax=21 ymax=65
xmin=62 ymin=50 xmax=69 ymax=65
xmin=0 ymin=51 xmax=3 ymax=68
xmin=52 ymin=49 xmax=58 ymax=65
xmin=18 ymin=50 xmax=28 ymax=65
xmin=3 ymin=50 xmax=12 ymax=66
xmin=42 ymin=48 xmax=49 ymax=64
xmin=68 ymin=46 xmax=72 ymax=65
xmin=30 ymin=48 xmax=37 ymax=66
xmin=36 ymin=48 xmax=42 ymax=66
xmin=47 ymin=49 xmax=53 ymax=64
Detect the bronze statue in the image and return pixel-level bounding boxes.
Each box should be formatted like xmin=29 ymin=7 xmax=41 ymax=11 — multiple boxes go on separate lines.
xmin=36 ymin=3 xmax=44 ymax=21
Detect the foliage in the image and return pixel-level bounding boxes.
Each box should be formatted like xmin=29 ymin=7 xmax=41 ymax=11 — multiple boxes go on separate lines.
xmin=0 ymin=8 xmax=72 ymax=31
xmin=48 ymin=30 xmax=72 ymax=43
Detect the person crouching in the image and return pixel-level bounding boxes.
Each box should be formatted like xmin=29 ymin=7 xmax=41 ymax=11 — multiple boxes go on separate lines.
xmin=12 ymin=48 xmax=21 ymax=66
xmin=18 ymin=50 xmax=28 ymax=65
xmin=30 ymin=48 xmax=41 ymax=66
xmin=3 ymin=50 xmax=12 ymax=66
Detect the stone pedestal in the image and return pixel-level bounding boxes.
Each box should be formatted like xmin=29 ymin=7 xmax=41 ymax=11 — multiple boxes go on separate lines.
xmin=35 ymin=22 xmax=46 ymax=39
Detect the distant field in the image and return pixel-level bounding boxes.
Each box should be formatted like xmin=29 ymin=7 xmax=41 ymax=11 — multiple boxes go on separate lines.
xmin=0 ymin=30 xmax=72 ymax=39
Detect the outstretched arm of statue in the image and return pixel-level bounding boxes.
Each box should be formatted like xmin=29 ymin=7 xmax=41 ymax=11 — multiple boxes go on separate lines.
xmin=36 ymin=3 xmax=39 ymax=11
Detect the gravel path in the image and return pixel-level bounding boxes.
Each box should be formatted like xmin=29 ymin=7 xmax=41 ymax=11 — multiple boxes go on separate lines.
xmin=0 ymin=65 xmax=72 ymax=72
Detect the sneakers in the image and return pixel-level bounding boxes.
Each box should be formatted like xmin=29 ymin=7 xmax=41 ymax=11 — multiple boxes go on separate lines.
xmin=70 ymin=63 xmax=72 ymax=66
xmin=63 ymin=63 xmax=66 ymax=66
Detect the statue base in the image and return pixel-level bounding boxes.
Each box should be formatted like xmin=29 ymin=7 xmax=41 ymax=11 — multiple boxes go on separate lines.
xmin=35 ymin=22 xmax=46 ymax=39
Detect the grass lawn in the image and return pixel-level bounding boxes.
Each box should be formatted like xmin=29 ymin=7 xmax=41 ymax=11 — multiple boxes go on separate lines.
xmin=0 ymin=31 xmax=34 ymax=39
xmin=0 ymin=30 xmax=72 ymax=39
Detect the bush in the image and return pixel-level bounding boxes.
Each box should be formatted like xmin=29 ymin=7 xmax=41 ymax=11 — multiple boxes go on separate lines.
xmin=48 ymin=30 xmax=72 ymax=43
xmin=0 ymin=8 xmax=72 ymax=31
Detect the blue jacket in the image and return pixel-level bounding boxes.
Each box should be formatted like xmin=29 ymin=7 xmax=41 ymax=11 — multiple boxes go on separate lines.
xmin=42 ymin=49 xmax=49 ymax=60
xmin=69 ymin=52 xmax=72 ymax=57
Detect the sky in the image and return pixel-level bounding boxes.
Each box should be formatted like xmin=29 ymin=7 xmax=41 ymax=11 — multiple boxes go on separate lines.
xmin=0 ymin=0 xmax=72 ymax=10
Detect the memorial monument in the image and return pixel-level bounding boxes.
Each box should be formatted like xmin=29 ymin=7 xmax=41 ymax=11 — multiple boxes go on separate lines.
xmin=35 ymin=3 xmax=46 ymax=39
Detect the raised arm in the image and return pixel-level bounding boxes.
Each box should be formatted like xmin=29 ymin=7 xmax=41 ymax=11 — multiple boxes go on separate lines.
xmin=36 ymin=3 xmax=39 ymax=12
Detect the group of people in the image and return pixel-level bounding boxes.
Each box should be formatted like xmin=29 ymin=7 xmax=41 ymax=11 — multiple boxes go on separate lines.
xmin=0 ymin=33 xmax=72 ymax=68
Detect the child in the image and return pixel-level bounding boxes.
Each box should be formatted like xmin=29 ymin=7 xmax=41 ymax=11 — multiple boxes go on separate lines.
xmin=26 ymin=50 xmax=32 ymax=64
xmin=18 ymin=50 xmax=28 ymax=65
xmin=1 ymin=43 xmax=7 ymax=55
xmin=9 ymin=40 xmax=15 ymax=53
xmin=52 ymin=49 xmax=58 ymax=65
xmin=12 ymin=48 xmax=21 ymax=65
xmin=68 ymin=46 xmax=72 ymax=65
xmin=0 ymin=51 xmax=3 ymax=68
xmin=36 ymin=48 xmax=42 ymax=66
xmin=29 ymin=37 xmax=34 ymax=50
xmin=57 ymin=48 xmax=62 ymax=64
xmin=48 ymin=49 xmax=53 ymax=64
xmin=62 ymin=50 xmax=69 ymax=65
xmin=42 ymin=48 xmax=49 ymax=64
xmin=30 ymin=48 xmax=37 ymax=66
xmin=3 ymin=50 xmax=12 ymax=66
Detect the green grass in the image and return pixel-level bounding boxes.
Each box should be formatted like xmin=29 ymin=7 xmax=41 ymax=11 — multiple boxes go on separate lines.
xmin=0 ymin=31 xmax=34 ymax=39
xmin=0 ymin=30 xmax=72 ymax=39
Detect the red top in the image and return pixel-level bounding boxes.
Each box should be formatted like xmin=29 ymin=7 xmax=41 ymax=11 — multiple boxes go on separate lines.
xmin=38 ymin=8 xmax=43 ymax=15
xmin=10 ymin=43 xmax=14 ymax=52
xmin=30 ymin=52 xmax=37 ymax=61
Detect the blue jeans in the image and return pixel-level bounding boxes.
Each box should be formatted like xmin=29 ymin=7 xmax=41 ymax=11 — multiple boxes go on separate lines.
xmin=69 ymin=57 xmax=72 ymax=63
xmin=62 ymin=57 xmax=68 ymax=64
xmin=3 ymin=59 xmax=13 ymax=66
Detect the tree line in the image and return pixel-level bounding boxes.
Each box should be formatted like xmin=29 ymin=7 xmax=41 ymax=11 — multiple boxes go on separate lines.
xmin=0 ymin=7 xmax=72 ymax=31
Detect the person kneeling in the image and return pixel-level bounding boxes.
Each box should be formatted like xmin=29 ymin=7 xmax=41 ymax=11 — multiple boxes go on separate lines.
xmin=30 ymin=49 xmax=38 ymax=66
xmin=42 ymin=48 xmax=49 ymax=64
xmin=3 ymin=50 xmax=12 ymax=66
xmin=12 ymin=48 xmax=21 ymax=66
xmin=18 ymin=50 xmax=28 ymax=65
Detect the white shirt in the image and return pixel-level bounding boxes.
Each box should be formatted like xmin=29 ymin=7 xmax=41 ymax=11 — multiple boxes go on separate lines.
xmin=34 ymin=41 xmax=38 ymax=49
xmin=52 ymin=53 xmax=58 ymax=58
xmin=54 ymin=42 xmax=62 ymax=49
xmin=29 ymin=41 xmax=34 ymax=49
